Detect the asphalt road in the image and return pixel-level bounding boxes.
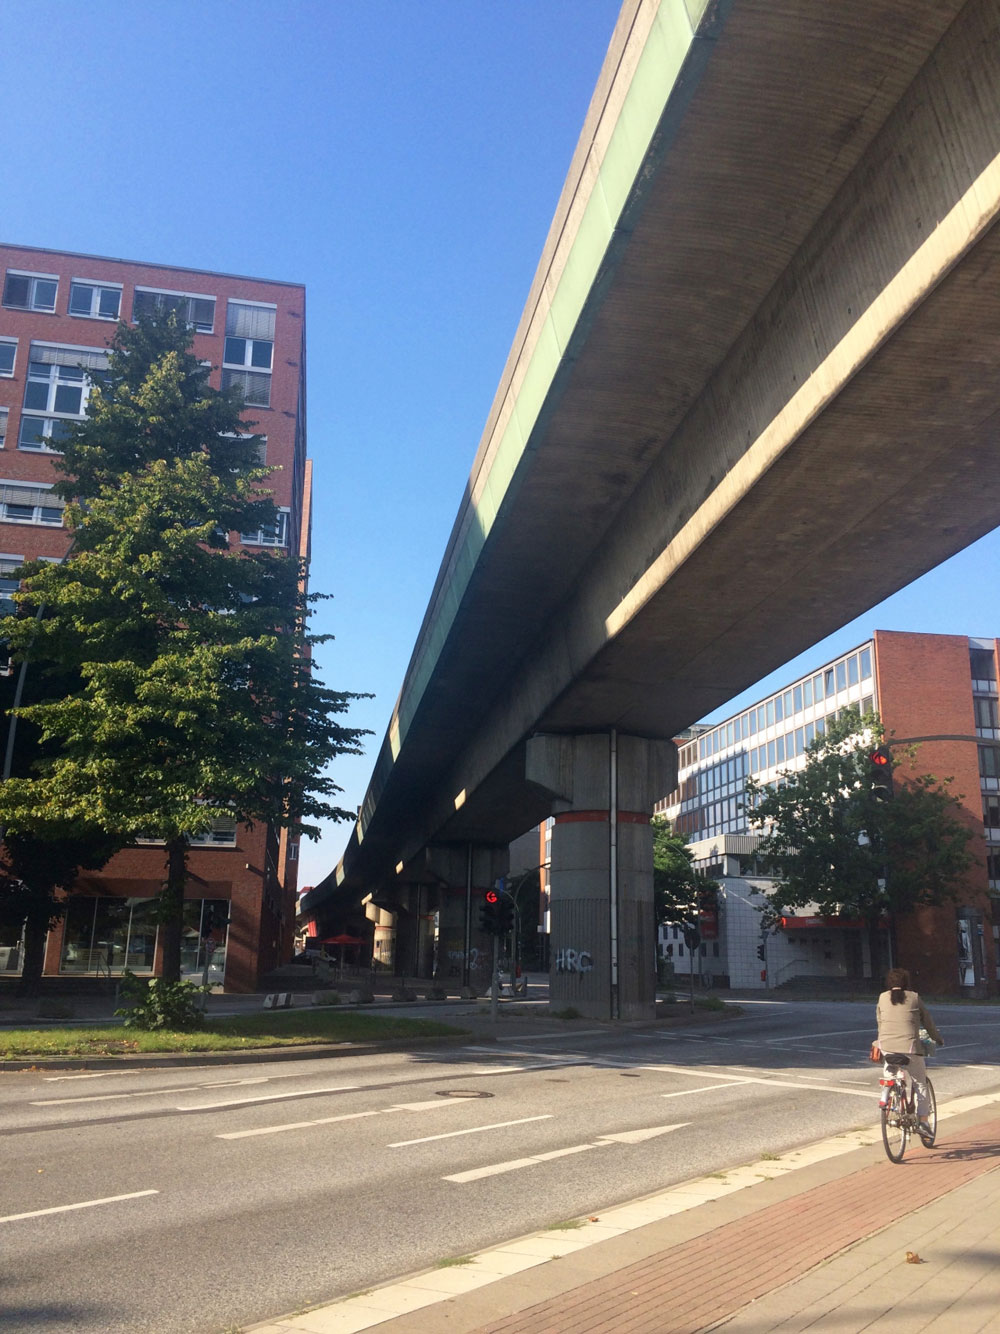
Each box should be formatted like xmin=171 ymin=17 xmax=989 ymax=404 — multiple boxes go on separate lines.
xmin=2 ymin=997 xmax=998 ymax=1334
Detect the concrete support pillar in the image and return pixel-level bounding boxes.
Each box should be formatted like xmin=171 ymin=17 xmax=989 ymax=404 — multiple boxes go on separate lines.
xmin=426 ymin=844 xmax=508 ymax=993
xmin=526 ymin=732 xmax=676 ymax=1020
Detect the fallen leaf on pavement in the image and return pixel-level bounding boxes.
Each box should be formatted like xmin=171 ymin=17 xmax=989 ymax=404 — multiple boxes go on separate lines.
xmin=905 ymin=1252 xmax=924 ymax=1264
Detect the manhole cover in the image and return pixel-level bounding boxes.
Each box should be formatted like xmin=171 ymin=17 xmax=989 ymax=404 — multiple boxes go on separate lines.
xmin=437 ymin=1089 xmax=494 ymax=1099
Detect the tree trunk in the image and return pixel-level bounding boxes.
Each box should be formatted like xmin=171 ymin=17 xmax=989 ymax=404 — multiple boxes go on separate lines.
xmin=158 ymin=837 xmax=189 ymax=984
xmin=16 ymin=912 xmax=51 ymax=998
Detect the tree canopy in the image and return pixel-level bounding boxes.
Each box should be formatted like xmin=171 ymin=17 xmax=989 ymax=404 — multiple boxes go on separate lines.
xmin=652 ymin=818 xmax=717 ymax=925
xmin=0 ymin=315 xmax=369 ymax=980
xmin=746 ymin=707 xmax=974 ymax=973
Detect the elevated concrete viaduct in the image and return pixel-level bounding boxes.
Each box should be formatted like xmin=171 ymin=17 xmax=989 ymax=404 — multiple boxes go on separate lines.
xmin=304 ymin=0 xmax=1000 ymax=1017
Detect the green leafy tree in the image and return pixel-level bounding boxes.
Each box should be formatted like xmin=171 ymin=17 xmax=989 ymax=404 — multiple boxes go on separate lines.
xmin=0 ymin=315 xmax=369 ymax=983
xmin=746 ymin=707 xmax=974 ymax=982
xmin=652 ymin=818 xmax=717 ymax=925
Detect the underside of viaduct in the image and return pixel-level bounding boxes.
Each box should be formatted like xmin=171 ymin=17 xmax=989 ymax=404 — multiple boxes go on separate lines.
xmin=305 ymin=0 xmax=1000 ymax=1017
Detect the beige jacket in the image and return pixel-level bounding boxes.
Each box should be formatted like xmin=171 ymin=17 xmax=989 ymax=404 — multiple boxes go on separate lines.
xmin=876 ymin=989 xmax=943 ymax=1057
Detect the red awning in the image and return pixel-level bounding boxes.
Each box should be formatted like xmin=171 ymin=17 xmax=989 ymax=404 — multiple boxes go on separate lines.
xmin=320 ymin=933 xmax=365 ymax=946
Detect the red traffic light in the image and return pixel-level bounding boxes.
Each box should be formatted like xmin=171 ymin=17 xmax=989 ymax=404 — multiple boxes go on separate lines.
xmin=485 ymin=890 xmax=499 ymax=903
xmin=870 ymin=750 xmax=890 ymax=766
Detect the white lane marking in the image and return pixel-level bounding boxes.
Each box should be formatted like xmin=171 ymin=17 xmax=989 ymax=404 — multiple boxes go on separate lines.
xmin=444 ymin=1123 xmax=689 ymax=1182
xmin=1 ymin=1190 xmax=158 ymax=1224
xmin=44 ymin=1070 xmax=148 ymax=1082
xmin=180 ymin=1084 xmax=357 ymax=1111
xmin=389 ymin=1114 xmax=552 ymax=1148
xmin=217 ymin=1098 xmax=466 ymax=1141
xmin=597 ymin=1123 xmax=691 ymax=1144
xmin=32 ymin=1078 xmax=267 ymax=1107
xmin=219 ymin=1109 xmax=382 ymax=1140
xmin=660 ymin=1081 xmax=747 ymax=1099
xmin=638 ymin=1062 xmax=873 ymax=1099
xmin=766 ymin=1027 xmax=873 ymax=1043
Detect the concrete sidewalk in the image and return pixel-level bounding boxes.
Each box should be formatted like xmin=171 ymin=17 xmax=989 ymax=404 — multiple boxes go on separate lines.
xmin=247 ymin=1091 xmax=1000 ymax=1334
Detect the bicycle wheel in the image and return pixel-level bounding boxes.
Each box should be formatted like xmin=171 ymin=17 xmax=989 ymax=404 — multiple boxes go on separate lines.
xmin=921 ymin=1078 xmax=937 ymax=1145
xmin=881 ymin=1086 xmax=907 ymax=1162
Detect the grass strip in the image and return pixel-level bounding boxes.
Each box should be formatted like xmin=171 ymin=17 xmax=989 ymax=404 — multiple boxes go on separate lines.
xmin=0 ymin=1009 xmax=467 ymax=1059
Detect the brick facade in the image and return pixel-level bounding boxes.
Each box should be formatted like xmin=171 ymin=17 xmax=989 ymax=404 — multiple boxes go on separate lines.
xmin=874 ymin=629 xmax=997 ymax=995
xmin=0 ymin=243 xmax=309 ymax=991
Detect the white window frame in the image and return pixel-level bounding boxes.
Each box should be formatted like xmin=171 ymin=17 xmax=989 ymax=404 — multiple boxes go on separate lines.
xmin=240 ymin=508 xmax=289 ymax=548
xmin=19 ymin=343 xmax=108 ymax=454
xmin=68 ymin=279 xmax=123 ymax=321
xmin=0 ymin=407 xmax=7 ymax=449
xmin=132 ymin=286 xmax=216 ymax=334
xmin=0 ymin=338 xmax=16 ymax=377
xmin=221 ymin=366 xmax=272 ymax=408
xmin=2 ymin=270 xmax=59 ymax=313
xmin=0 ymin=555 xmax=23 ymax=617
xmin=0 ymin=480 xmax=65 ymax=527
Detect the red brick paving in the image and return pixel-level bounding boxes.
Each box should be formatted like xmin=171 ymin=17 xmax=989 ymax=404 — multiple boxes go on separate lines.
xmin=476 ymin=1118 xmax=1000 ymax=1334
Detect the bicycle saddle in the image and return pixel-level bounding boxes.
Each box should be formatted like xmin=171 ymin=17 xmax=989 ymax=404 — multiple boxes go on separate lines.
xmin=883 ymin=1053 xmax=910 ymax=1066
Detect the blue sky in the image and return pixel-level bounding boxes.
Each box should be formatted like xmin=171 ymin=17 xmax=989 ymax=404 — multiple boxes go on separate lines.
xmin=3 ymin=1 xmax=996 ymax=890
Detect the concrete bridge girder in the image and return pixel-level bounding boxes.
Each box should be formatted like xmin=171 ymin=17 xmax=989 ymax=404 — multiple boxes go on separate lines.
xmin=311 ymin=1 xmax=1000 ymax=980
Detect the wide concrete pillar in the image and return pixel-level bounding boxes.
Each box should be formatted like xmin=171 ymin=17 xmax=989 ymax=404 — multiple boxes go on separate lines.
xmin=526 ymin=732 xmax=676 ymax=1020
xmin=425 ymin=844 xmax=508 ymax=993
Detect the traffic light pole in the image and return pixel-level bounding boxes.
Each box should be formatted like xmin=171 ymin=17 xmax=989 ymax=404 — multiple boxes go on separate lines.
xmin=490 ymin=931 xmax=500 ymax=1023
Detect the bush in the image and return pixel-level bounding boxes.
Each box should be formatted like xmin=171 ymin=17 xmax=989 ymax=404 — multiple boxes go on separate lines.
xmin=116 ymin=969 xmax=207 ymax=1030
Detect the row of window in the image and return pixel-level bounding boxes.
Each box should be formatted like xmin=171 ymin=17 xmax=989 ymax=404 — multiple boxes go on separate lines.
xmin=0 ymin=476 xmax=288 ymax=546
xmin=3 ymin=336 xmax=279 ymax=460
xmin=696 ymin=648 xmax=873 ymax=761
xmin=2 ymin=275 xmax=276 ymax=406
xmin=665 ymin=698 xmax=877 ymax=818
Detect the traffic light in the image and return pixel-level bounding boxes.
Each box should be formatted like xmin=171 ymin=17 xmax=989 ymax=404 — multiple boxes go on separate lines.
xmin=479 ymin=890 xmax=500 ymax=934
xmin=756 ymin=942 xmax=766 ymax=961
xmin=869 ymin=745 xmax=894 ymax=802
xmin=479 ymin=889 xmax=514 ymax=935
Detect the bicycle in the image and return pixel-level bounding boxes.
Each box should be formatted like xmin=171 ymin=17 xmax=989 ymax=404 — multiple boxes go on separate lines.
xmin=879 ymin=1052 xmax=937 ymax=1163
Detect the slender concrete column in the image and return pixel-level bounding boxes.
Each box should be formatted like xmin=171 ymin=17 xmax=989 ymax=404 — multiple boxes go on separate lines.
xmin=425 ymin=844 xmax=508 ymax=993
xmin=526 ymin=733 xmax=676 ymax=1020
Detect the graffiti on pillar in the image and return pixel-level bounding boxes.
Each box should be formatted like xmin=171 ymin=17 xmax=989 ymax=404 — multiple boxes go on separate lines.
xmin=554 ymin=948 xmax=594 ymax=974
xmin=446 ymin=947 xmax=484 ymax=973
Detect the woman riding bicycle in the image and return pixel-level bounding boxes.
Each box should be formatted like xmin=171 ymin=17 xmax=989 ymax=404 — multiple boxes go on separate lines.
xmin=876 ymin=967 xmax=943 ymax=1142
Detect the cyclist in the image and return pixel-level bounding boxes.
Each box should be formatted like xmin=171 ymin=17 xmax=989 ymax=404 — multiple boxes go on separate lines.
xmin=876 ymin=967 xmax=944 ymax=1142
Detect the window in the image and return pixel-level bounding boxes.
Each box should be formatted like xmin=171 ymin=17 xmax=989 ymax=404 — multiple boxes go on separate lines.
xmin=835 ymin=660 xmax=847 ymax=692
xmin=240 ymin=508 xmax=289 ymax=548
xmin=69 ymin=281 xmax=121 ymax=320
xmin=0 ymin=557 xmax=22 ymax=616
xmin=19 ymin=344 xmax=108 ymax=452
xmin=978 ymin=746 xmax=1000 ymax=779
xmin=971 ymin=648 xmax=996 ymax=682
xmin=0 ymin=339 xmax=15 ymax=376
xmin=133 ymin=287 xmax=215 ymax=333
xmin=0 ymin=480 xmax=64 ymax=526
xmin=3 ymin=271 xmax=57 ymax=312
xmin=975 ymin=697 xmax=999 ymax=729
xmin=222 ymin=301 xmax=275 ymax=408
xmin=0 ymin=408 xmax=7 ymax=449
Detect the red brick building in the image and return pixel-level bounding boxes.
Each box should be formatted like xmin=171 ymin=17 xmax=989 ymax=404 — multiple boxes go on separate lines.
xmin=657 ymin=630 xmax=999 ymax=996
xmin=0 ymin=242 xmax=310 ymax=991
